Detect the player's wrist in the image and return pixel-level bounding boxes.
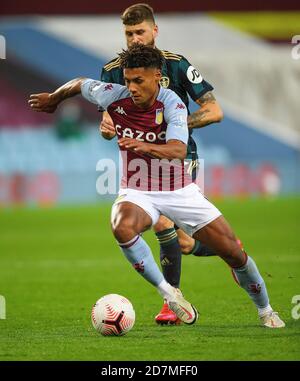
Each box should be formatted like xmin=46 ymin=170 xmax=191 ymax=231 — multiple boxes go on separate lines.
xmin=145 ymin=143 xmax=161 ymax=158
xmin=49 ymin=92 xmax=61 ymax=106
xmin=142 ymin=143 xmax=152 ymax=155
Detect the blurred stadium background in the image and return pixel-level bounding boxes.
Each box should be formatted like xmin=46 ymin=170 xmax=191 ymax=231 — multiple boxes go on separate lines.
xmin=0 ymin=0 xmax=300 ymax=207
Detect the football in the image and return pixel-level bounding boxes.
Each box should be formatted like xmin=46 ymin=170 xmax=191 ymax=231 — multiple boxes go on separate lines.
xmin=91 ymin=294 xmax=135 ymax=336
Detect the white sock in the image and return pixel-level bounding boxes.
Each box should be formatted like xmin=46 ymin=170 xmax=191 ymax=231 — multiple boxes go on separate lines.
xmin=157 ymin=279 xmax=174 ymax=300
xmin=118 ymin=235 xmax=164 ymax=287
xmin=258 ymin=304 xmax=273 ymax=317
xmin=232 ymin=256 xmax=270 ymax=311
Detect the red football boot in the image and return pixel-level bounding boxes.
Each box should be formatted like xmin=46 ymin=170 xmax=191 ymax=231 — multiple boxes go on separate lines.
xmin=155 ymin=301 xmax=181 ymax=325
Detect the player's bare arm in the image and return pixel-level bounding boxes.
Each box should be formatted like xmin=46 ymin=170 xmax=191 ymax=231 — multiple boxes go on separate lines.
xmin=28 ymin=77 xmax=86 ymax=113
xmin=118 ymin=138 xmax=187 ymax=160
xmin=100 ymin=111 xmax=116 ymax=140
xmin=187 ymin=91 xmax=223 ymax=129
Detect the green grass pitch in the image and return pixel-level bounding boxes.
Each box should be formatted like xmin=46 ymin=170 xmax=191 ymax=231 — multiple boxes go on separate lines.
xmin=0 ymin=197 xmax=299 ymax=361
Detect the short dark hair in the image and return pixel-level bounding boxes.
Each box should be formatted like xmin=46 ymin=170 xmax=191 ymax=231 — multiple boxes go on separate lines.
xmin=119 ymin=43 xmax=163 ymax=70
xmin=121 ymin=3 xmax=155 ymax=25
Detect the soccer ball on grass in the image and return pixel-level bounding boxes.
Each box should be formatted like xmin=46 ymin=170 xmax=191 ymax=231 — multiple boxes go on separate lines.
xmin=91 ymin=294 xmax=135 ymax=336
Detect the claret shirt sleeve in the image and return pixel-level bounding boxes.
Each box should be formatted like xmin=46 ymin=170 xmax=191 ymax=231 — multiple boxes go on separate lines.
xmin=81 ymin=79 xmax=129 ymax=111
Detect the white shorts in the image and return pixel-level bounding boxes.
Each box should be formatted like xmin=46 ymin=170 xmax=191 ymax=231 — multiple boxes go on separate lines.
xmin=112 ymin=183 xmax=222 ymax=237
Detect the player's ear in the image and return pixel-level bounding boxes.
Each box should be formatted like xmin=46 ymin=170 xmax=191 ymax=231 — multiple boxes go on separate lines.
xmin=155 ymin=69 xmax=162 ymax=81
xmin=153 ymin=24 xmax=158 ymax=39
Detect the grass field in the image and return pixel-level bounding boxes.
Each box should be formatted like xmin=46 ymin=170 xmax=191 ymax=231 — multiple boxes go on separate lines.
xmin=0 ymin=197 xmax=300 ymax=361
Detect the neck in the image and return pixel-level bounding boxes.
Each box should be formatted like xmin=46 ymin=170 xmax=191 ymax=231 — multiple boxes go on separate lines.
xmin=138 ymin=85 xmax=160 ymax=110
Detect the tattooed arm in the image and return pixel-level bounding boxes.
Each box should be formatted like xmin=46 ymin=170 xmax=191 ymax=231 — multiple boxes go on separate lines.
xmin=187 ymin=91 xmax=223 ymax=129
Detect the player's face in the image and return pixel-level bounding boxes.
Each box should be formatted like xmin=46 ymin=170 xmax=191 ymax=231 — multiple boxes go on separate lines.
xmin=124 ymin=67 xmax=161 ymax=109
xmin=124 ymin=21 xmax=158 ymax=48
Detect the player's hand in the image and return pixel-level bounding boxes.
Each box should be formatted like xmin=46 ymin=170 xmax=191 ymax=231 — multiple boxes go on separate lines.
xmin=99 ymin=116 xmax=116 ymax=140
xmin=28 ymin=93 xmax=58 ymax=113
xmin=118 ymin=138 xmax=150 ymax=154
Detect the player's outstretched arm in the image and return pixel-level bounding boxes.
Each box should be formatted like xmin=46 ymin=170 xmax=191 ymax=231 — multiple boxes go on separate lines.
xmin=28 ymin=77 xmax=86 ymax=113
xmin=187 ymin=91 xmax=223 ymax=129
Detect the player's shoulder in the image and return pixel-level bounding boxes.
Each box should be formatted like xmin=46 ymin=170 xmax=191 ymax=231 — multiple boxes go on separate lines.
xmin=158 ymin=87 xmax=186 ymax=109
xmin=161 ymin=50 xmax=189 ymax=66
xmin=160 ymin=50 xmax=187 ymax=63
xmin=103 ymin=56 xmax=122 ymax=72
xmin=160 ymin=50 xmax=191 ymax=72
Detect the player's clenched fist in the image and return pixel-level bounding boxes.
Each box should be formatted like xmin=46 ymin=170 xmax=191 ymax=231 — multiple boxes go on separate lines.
xmin=99 ymin=113 xmax=116 ymax=140
xmin=28 ymin=93 xmax=58 ymax=113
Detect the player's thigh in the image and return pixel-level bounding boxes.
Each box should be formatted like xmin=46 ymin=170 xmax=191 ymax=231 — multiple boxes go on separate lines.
xmin=153 ymin=215 xmax=174 ymax=233
xmin=111 ymin=201 xmax=152 ymax=233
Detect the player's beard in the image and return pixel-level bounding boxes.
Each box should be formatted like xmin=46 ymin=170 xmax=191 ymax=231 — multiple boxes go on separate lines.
xmin=147 ymin=38 xmax=155 ymax=48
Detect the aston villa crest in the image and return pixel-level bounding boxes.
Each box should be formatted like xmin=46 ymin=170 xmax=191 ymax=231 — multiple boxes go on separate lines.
xmin=160 ymin=76 xmax=170 ymax=88
xmin=155 ymin=108 xmax=163 ymax=125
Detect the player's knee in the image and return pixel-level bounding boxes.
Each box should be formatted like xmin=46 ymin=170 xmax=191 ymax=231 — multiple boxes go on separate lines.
xmin=177 ymin=234 xmax=194 ymax=255
xmin=179 ymin=238 xmax=193 ymax=255
xmin=181 ymin=248 xmax=191 ymax=255
xmin=153 ymin=216 xmax=174 ymax=233
xmin=111 ymin=217 xmax=136 ymax=242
